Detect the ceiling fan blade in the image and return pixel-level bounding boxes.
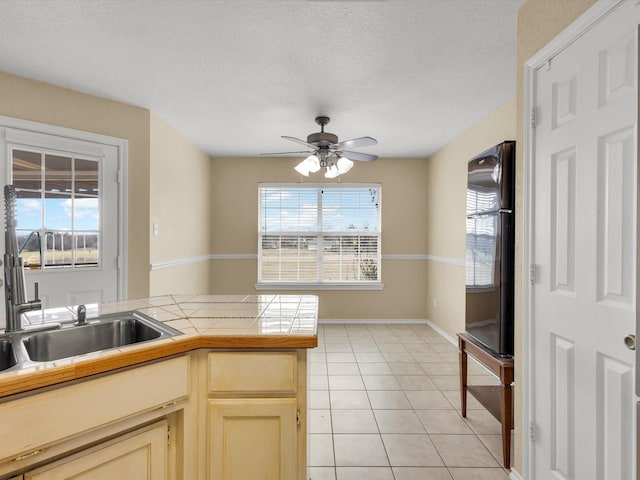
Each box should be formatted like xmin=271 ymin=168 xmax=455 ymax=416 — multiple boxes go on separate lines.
xmin=282 ymin=136 xmax=317 ymax=150
xmin=260 ymin=150 xmax=315 ymax=156
xmin=336 ymin=136 xmax=377 ymax=150
xmin=340 ymin=150 xmax=378 ymax=163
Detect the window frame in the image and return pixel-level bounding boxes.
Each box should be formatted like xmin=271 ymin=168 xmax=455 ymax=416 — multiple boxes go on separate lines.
xmin=0 ymin=117 xmax=128 ymax=309
xmin=256 ymin=183 xmax=383 ymax=291
xmin=11 ymin=146 xmax=102 ymax=270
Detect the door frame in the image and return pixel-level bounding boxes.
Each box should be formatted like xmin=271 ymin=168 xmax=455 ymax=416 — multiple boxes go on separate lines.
xmin=0 ymin=115 xmax=128 ymax=303
xmin=522 ymin=1 xmax=630 ymax=479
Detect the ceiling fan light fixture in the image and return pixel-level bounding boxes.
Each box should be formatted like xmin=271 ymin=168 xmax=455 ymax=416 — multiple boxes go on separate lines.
xmin=304 ymin=154 xmax=321 ymax=173
xmin=265 ymin=116 xmax=378 ymax=177
xmin=324 ymin=164 xmax=340 ymax=179
xmin=336 ymin=156 xmax=354 ymax=175
xmin=294 ymin=159 xmax=311 ymax=176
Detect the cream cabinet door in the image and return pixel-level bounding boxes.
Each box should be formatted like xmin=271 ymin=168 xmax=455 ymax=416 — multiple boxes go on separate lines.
xmin=25 ymin=421 xmax=168 ymax=480
xmin=208 ymin=398 xmax=297 ymax=480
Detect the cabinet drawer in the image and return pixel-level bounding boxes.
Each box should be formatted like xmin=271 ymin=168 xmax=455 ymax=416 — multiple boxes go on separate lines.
xmin=0 ymin=355 xmax=189 ymax=463
xmin=208 ymin=352 xmax=297 ymax=394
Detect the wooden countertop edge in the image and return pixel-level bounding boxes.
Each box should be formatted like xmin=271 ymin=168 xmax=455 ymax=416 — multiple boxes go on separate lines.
xmin=0 ymin=334 xmax=317 ymax=399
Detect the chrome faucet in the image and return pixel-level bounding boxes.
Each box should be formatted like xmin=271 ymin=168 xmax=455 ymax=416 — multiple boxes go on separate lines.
xmin=4 ymin=185 xmax=41 ymax=333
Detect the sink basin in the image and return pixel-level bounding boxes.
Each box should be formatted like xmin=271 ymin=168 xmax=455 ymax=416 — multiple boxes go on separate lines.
xmin=21 ymin=311 xmax=181 ymax=362
xmin=0 ymin=339 xmax=17 ymax=371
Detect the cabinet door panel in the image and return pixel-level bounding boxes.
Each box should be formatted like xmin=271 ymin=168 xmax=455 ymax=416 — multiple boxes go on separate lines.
xmin=25 ymin=421 xmax=167 ymax=480
xmin=0 ymin=355 xmax=188 ymax=463
xmin=208 ymin=352 xmax=297 ymax=394
xmin=208 ymin=398 xmax=297 ymax=480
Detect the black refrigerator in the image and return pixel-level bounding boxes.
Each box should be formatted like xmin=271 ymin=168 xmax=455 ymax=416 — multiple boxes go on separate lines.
xmin=465 ymin=141 xmax=515 ymax=357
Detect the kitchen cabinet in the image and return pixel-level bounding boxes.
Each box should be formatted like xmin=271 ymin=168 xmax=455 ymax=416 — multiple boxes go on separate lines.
xmin=208 ymin=398 xmax=297 ymax=479
xmin=0 ymin=348 xmax=309 ymax=480
xmin=24 ymin=421 xmax=168 ymax=480
xmin=0 ymin=355 xmax=192 ymax=479
xmin=204 ymin=350 xmax=307 ymax=480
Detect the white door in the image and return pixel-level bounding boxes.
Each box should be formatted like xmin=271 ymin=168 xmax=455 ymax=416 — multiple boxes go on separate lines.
xmin=0 ymin=124 xmax=122 ymax=315
xmin=531 ymin=1 xmax=638 ymax=479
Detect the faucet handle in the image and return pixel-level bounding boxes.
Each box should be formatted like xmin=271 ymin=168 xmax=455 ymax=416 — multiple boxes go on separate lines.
xmin=33 ymin=282 xmax=39 ymax=301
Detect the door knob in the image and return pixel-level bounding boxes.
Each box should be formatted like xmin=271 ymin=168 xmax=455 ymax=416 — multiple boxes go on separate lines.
xmin=623 ymin=334 xmax=635 ymax=350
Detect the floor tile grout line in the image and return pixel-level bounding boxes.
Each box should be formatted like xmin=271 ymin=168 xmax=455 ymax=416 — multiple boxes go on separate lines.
xmin=321 ymin=327 xmax=339 ymax=479
xmin=312 ymin=324 xmax=510 ymax=478
xmin=372 ymin=335 xmax=448 ymax=474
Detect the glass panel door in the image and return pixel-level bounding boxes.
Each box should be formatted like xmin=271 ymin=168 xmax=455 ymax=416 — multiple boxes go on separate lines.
xmin=12 ymin=149 xmax=100 ymax=269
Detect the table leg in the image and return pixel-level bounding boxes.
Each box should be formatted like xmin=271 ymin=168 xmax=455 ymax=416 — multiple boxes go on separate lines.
xmin=500 ymin=381 xmax=512 ymax=469
xmin=459 ymin=340 xmax=468 ymax=417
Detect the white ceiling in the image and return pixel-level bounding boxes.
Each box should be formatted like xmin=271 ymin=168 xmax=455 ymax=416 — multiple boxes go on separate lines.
xmin=0 ymin=0 xmax=521 ymax=159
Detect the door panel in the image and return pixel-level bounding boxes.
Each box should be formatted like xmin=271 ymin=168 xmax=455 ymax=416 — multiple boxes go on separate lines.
xmin=0 ymin=126 xmax=120 ymax=317
xmin=207 ymin=398 xmax=297 ymax=480
xmin=25 ymin=421 xmax=167 ymax=480
xmin=596 ymin=126 xmax=635 ymax=306
xmin=596 ymin=353 xmax=634 ymax=480
xmin=550 ymin=334 xmax=575 ymax=479
xmin=532 ymin=2 xmax=638 ymax=479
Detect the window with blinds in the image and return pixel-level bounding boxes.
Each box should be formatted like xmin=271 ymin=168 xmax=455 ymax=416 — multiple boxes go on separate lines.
xmin=465 ymin=187 xmax=498 ymax=287
xmin=258 ymin=184 xmax=381 ymax=285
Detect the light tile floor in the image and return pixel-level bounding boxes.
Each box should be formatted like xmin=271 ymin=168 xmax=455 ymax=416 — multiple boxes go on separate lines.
xmin=307 ymin=323 xmax=513 ymax=480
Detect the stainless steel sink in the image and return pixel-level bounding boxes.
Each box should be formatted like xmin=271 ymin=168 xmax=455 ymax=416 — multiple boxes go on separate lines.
xmin=0 ymin=339 xmax=17 ymax=372
xmin=21 ymin=311 xmax=182 ymax=362
xmin=0 ymin=311 xmax=182 ymax=368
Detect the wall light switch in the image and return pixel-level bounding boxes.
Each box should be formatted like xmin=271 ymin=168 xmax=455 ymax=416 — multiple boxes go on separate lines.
xmin=153 ymin=223 xmax=159 ymax=236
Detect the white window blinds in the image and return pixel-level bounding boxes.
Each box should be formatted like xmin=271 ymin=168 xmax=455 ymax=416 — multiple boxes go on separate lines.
xmin=259 ymin=184 xmax=381 ymax=285
xmin=465 ymin=186 xmax=498 ymax=287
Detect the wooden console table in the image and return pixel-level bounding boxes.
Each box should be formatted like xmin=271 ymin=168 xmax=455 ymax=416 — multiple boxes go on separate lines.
xmin=457 ymin=332 xmax=514 ymax=469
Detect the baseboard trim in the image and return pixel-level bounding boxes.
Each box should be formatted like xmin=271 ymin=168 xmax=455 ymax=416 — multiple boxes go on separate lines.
xmin=509 ymin=469 xmax=523 ymax=480
xmin=426 ymin=321 xmax=497 ymax=376
xmin=425 ymin=319 xmax=457 ymax=345
xmin=319 ymin=318 xmax=429 ymax=325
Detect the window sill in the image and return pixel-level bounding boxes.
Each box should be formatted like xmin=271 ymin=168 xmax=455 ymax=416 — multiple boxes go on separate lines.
xmin=255 ymin=282 xmax=384 ymax=291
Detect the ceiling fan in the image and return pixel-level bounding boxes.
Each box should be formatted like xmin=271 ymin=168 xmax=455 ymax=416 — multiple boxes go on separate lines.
xmin=261 ymin=116 xmax=378 ymax=178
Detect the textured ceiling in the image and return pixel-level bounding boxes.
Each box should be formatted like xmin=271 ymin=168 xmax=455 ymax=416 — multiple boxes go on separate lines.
xmin=0 ymin=0 xmax=520 ymax=159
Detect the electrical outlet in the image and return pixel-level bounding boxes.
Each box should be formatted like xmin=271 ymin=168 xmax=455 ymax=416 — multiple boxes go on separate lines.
xmin=153 ymin=223 xmax=159 ymax=236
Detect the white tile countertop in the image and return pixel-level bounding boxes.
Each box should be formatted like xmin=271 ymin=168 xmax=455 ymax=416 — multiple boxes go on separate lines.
xmin=0 ymin=294 xmax=318 ymax=398
xmin=24 ymin=294 xmax=318 ymax=337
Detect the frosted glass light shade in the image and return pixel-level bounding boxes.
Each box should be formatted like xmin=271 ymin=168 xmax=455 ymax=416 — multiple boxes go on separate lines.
xmin=336 ymin=157 xmax=354 ymax=174
xmin=324 ymin=164 xmax=340 ymax=179
xmin=294 ymin=160 xmax=310 ymax=176
xmin=305 ymin=155 xmax=321 ymax=173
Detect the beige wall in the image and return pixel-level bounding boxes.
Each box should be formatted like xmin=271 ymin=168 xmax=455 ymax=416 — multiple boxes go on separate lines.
xmin=0 ymin=71 xmax=151 ymax=299
xmin=149 ymin=113 xmax=212 ymax=295
xmin=424 ymin=97 xmax=516 ymax=339
xmin=209 ymin=156 xmax=429 ymax=319
xmin=0 ymin=2 xmax=604 ymax=470
xmin=513 ymin=0 xmax=597 ymax=474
